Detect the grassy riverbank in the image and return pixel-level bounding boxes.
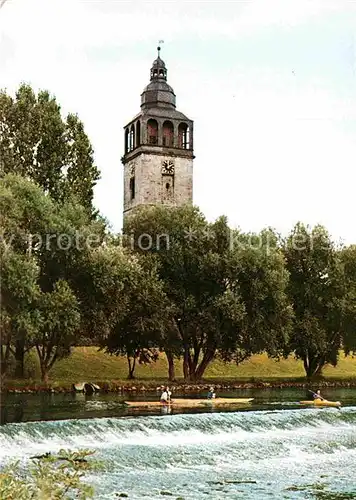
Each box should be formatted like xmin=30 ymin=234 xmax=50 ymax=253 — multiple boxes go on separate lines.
xmin=2 ymin=347 xmax=356 ymax=391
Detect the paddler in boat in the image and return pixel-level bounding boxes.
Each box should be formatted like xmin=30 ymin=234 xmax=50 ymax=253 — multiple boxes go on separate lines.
xmin=207 ymin=386 xmax=216 ymax=399
xmin=160 ymin=386 xmax=172 ymax=404
xmin=312 ymin=390 xmax=324 ymax=401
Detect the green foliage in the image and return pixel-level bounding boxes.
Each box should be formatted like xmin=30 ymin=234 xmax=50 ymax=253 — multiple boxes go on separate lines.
xmin=64 ymin=113 xmax=100 ymax=212
xmin=85 ymin=245 xmax=171 ymax=378
xmin=2 ymin=90 xmax=356 ymax=385
xmin=0 ymin=449 xmax=97 ymax=499
xmin=0 ymin=84 xmax=100 ymax=211
xmin=124 ymin=205 xmax=292 ymax=381
xmin=283 ymin=223 xmax=356 ymax=378
xmin=0 ymin=174 xmax=104 ymax=380
xmin=338 ymin=245 xmax=356 ymax=356
xmin=0 ymin=246 xmax=40 ymax=377
xmin=35 ymin=280 xmax=80 ymax=383
xmin=221 ymin=227 xmax=292 ymax=364
xmin=0 ymin=83 xmax=102 ymax=378
xmin=0 ymin=173 xmax=55 ymax=257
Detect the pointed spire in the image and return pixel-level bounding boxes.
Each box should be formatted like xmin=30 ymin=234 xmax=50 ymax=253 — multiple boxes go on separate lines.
xmin=141 ymin=43 xmax=176 ymax=109
xmin=150 ymin=42 xmax=167 ymax=81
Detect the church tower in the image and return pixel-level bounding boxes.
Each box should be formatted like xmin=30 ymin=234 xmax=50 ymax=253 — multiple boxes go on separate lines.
xmin=122 ymin=46 xmax=194 ymax=218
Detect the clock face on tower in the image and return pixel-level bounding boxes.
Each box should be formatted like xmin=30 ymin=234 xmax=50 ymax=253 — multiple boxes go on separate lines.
xmin=162 ymin=160 xmax=175 ymax=174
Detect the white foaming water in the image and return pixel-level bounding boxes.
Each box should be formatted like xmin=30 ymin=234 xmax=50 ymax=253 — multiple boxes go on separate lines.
xmin=0 ymin=407 xmax=355 ymax=457
xmin=1 ymin=407 xmax=356 ymax=499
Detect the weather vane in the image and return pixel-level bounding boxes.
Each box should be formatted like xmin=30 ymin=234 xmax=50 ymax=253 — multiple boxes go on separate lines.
xmin=157 ymin=40 xmax=164 ymax=57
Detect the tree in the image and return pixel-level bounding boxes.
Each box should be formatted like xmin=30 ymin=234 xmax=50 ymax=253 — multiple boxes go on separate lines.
xmin=0 ymin=174 xmax=105 ymax=378
xmin=124 ymin=205 xmax=292 ymax=381
xmin=0 ymin=175 xmax=53 ymax=378
xmin=104 ymin=266 xmax=170 ymax=379
xmin=283 ymin=223 xmax=354 ymax=378
xmin=35 ymin=280 xmax=80 ymax=383
xmin=338 ymin=245 xmax=356 ymax=356
xmin=85 ymin=245 xmax=171 ymax=379
xmin=0 ymin=249 xmax=81 ymax=386
xmin=0 ymin=250 xmax=39 ymax=380
xmin=0 ymin=84 xmax=100 ymax=212
xmin=0 ymin=84 xmax=101 ymax=374
xmin=218 ymin=228 xmax=292 ymax=367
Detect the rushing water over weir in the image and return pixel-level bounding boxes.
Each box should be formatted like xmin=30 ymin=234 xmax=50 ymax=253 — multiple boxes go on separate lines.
xmin=1 ymin=399 xmax=356 ymax=499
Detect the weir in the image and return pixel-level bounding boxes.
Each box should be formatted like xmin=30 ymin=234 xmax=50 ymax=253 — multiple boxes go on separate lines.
xmin=1 ymin=393 xmax=356 ymax=499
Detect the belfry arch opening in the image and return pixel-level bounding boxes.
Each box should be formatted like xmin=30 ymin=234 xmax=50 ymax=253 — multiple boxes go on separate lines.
xmin=178 ymin=123 xmax=190 ymax=149
xmin=147 ymin=119 xmax=158 ymax=145
xmin=136 ymin=120 xmax=141 ymax=147
xmin=162 ymin=120 xmax=174 ymax=147
xmin=129 ymin=124 xmax=135 ymax=151
xmin=125 ymin=128 xmax=129 ymax=153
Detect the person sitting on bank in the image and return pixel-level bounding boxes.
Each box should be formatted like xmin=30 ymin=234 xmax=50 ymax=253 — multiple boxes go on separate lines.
xmin=207 ymin=386 xmax=216 ymax=399
xmin=160 ymin=386 xmax=172 ymax=403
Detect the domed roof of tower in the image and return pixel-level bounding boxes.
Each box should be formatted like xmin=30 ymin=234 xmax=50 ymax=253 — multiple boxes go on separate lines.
xmin=141 ymin=46 xmax=176 ymax=110
xmin=151 ymin=54 xmax=166 ymax=69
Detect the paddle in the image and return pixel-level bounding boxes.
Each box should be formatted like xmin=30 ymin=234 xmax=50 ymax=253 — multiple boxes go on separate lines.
xmin=308 ymin=389 xmax=325 ymax=401
xmin=308 ymin=390 xmax=341 ymax=410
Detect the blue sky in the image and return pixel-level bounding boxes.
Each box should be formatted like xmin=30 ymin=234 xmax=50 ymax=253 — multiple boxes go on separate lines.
xmin=1 ymin=0 xmax=356 ymax=243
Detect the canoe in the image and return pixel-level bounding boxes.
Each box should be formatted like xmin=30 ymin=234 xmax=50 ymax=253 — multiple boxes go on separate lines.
xmin=299 ymin=399 xmax=341 ymax=408
xmin=124 ymin=398 xmax=254 ymax=408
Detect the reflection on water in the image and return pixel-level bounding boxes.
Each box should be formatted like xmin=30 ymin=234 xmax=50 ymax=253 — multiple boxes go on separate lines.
xmin=1 ymin=387 xmax=356 ymax=424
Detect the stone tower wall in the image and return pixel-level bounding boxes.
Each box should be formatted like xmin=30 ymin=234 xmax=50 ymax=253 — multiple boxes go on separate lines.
xmin=123 ymin=152 xmax=193 ymax=216
xmin=122 ymin=50 xmax=194 ymax=220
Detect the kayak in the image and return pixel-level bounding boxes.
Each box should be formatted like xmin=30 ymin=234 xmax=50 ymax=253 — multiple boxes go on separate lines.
xmin=299 ymin=399 xmax=341 ymax=408
xmin=124 ymin=398 xmax=254 ymax=408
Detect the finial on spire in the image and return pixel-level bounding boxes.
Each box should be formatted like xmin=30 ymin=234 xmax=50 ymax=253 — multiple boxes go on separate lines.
xmin=157 ymin=39 xmax=164 ymax=57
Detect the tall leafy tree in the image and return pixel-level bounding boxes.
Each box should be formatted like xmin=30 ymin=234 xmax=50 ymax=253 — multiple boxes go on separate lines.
xmin=283 ymin=223 xmax=354 ymax=378
xmin=83 ymin=245 xmax=171 ymax=379
xmin=0 ymin=245 xmax=81 ymax=385
xmin=0 ymin=84 xmax=101 ymax=375
xmin=35 ymin=280 xmax=80 ymax=383
xmin=64 ymin=113 xmax=100 ymax=212
xmin=103 ymin=263 xmax=171 ymax=379
xmin=220 ymin=228 xmax=292 ymax=367
xmin=0 ymin=173 xmax=54 ymax=377
xmin=124 ymin=205 xmax=292 ymax=381
xmin=0 ymin=174 xmax=104 ymax=378
xmin=0 ymin=250 xmax=39 ymax=380
xmin=338 ymin=245 xmax=356 ymax=357
xmin=0 ymin=84 xmax=100 ymax=211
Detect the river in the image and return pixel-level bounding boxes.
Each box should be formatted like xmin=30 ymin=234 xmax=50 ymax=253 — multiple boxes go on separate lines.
xmin=1 ymin=387 xmax=356 ymax=499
